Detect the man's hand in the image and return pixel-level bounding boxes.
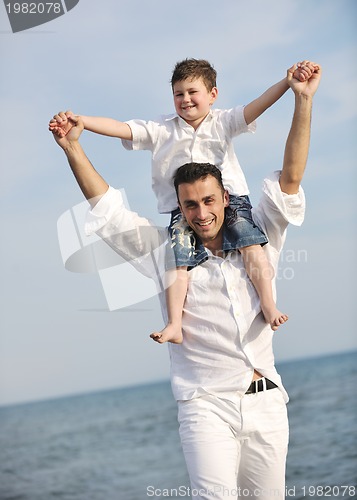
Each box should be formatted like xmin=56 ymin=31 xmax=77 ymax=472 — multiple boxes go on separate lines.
xmin=50 ymin=111 xmax=84 ymax=149
xmin=49 ymin=110 xmax=77 ymax=136
xmin=292 ymin=60 xmax=315 ymax=82
xmin=288 ymin=61 xmax=321 ymax=98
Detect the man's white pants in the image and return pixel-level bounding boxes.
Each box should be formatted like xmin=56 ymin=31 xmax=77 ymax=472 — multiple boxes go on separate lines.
xmin=178 ymin=387 xmax=289 ymax=500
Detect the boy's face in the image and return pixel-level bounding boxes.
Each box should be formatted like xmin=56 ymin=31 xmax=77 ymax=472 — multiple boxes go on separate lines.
xmin=173 ymin=77 xmax=218 ymax=130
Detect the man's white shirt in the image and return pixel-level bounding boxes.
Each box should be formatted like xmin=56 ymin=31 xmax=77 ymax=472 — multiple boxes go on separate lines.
xmin=85 ymin=171 xmax=305 ymax=404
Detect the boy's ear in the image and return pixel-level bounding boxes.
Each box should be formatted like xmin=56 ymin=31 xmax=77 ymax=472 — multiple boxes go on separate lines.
xmin=210 ymin=87 xmax=218 ymax=104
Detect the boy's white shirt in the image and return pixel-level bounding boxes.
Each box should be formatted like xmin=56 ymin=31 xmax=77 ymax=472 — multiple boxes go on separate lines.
xmin=121 ymin=106 xmax=256 ymax=213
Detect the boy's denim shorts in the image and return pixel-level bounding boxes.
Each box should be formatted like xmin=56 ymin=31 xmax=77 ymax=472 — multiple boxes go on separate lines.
xmin=166 ymin=195 xmax=268 ymax=270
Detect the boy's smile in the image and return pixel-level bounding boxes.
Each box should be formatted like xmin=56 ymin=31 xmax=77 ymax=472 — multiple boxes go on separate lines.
xmin=173 ymin=77 xmax=218 ymax=130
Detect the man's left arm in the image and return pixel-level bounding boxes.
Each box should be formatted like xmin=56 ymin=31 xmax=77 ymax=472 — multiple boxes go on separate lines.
xmin=253 ymin=63 xmax=321 ymax=250
xmin=279 ymin=62 xmax=321 ymax=194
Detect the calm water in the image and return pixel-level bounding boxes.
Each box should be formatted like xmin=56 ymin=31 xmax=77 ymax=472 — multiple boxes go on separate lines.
xmin=0 ymin=351 xmax=356 ymax=500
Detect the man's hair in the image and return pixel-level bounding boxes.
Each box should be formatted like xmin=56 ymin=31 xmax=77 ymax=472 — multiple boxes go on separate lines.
xmin=173 ymin=163 xmax=225 ymax=197
xmin=171 ymin=58 xmax=217 ymax=92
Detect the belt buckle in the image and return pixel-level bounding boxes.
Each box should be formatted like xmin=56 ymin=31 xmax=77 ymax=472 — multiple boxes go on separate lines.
xmin=253 ymin=378 xmax=264 ymax=393
xmin=252 ymin=380 xmax=258 ymax=394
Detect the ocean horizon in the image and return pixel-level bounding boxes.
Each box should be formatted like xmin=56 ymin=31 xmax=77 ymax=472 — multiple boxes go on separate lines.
xmin=2 ymin=349 xmax=354 ymax=410
xmin=1 ymin=350 xmax=356 ymax=499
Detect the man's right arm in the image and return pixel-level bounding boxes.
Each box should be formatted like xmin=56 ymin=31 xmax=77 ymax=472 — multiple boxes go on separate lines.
xmin=52 ymin=112 xmax=109 ymax=206
xmin=51 ymin=112 xmax=166 ymax=280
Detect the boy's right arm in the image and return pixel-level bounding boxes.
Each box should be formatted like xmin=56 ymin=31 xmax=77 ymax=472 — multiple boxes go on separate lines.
xmin=81 ymin=115 xmax=133 ymax=139
xmin=49 ymin=111 xmax=133 ymax=140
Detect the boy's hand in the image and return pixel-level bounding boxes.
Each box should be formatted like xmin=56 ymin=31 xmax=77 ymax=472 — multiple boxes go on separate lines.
xmin=49 ymin=110 xmax=76 ymax=137
xmin=292 ymin=60 xmax=318 ymax=82
xmin=50 ymin=111 xmax=84 ymax=149
xmin=288 ymin=61 xmax=321 ymax=98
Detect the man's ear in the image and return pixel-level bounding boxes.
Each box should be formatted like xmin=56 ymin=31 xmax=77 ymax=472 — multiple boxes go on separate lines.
xmin=223 ymin=190 xmax=229 ymax=207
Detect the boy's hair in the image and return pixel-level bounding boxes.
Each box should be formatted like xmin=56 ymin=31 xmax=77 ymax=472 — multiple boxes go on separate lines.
xmin=173 ymin=163 xmax=225 ymax=197
xmin=171 ymin=58 xmax=217 ymax=92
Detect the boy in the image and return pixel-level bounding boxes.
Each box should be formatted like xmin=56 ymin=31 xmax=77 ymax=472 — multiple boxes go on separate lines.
xmin=50 ymin=59 xmax=314 ymax=343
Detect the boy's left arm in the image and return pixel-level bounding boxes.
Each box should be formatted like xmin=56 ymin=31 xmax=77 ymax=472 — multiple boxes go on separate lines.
xmin=243 ymin=61 xmax=315 ymax=125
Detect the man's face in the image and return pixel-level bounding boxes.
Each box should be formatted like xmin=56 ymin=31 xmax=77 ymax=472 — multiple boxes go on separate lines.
xmin=178 ymin=175 xmax=229 ymax=252
xmin=173 ymin=77 xmax=218 ymax=130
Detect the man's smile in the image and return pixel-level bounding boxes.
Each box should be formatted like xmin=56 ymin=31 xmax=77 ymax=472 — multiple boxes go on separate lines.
xmin=195 ymin=218 xmax=214 ymax=228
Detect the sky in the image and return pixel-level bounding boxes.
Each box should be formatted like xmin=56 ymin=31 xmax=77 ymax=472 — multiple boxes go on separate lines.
xmin=0 ymin=0 xmax=356 ymax=406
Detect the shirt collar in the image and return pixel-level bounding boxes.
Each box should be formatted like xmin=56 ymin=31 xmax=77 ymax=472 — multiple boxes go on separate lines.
xmin=164 ymin=109 xmax=214 ymax=127
xmin=203 ymin=246 xmax=237 ymax=262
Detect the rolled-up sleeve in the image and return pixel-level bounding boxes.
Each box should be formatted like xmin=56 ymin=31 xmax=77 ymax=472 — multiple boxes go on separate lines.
xmin=84 ymin=186 xmax=168 ymax=281
xmin=253 ymin=171 xmax=306 ymax=253
xmin=85 ymin=186 xmax=126 ymax=235
xmin=262 ymin=171 xmax=306 ymax=226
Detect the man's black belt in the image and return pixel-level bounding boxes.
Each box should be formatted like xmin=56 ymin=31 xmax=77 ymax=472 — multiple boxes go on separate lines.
xmin=245 ymin=378 xmax=278 ymax=394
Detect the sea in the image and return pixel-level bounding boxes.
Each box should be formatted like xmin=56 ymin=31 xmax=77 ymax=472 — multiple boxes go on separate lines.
xmin=0 ymin=351 xmax=356 ymax=500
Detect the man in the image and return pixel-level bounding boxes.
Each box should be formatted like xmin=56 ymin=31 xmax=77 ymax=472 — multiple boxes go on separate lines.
xmin=51 ymin=62 xmax=321 ymax=499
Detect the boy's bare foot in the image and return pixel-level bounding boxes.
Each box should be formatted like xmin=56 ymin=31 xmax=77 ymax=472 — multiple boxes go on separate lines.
xmin=261 ymin=304 xmax=288 ymax=331
xmin=150 ymin=323 xmax=183 ymax=344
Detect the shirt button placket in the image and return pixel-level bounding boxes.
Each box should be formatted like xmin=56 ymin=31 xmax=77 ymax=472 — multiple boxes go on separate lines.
xmin=221 ymin=261 xmax=241 ymax=325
